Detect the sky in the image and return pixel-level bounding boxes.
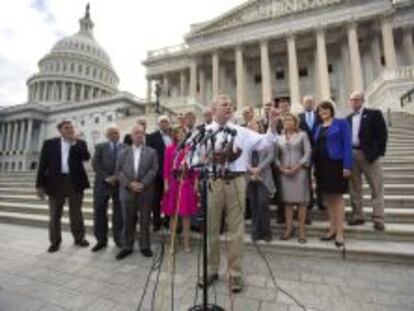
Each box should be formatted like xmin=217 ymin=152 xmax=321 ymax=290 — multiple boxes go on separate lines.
xmin=0 ymin=0 xmax=244 ymax=107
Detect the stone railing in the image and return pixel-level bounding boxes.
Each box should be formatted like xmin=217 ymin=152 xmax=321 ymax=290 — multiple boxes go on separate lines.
xmin=147 ymin=43 xmax=189 ymax=60
xmin=366 ymin=65 xmax=414 ymax=99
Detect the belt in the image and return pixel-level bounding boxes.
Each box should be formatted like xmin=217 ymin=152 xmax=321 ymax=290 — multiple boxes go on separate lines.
xmin=352 ymin=146 xmax=361 ymax=150
xmin=220 ymin=171 xmax=245 ymax=180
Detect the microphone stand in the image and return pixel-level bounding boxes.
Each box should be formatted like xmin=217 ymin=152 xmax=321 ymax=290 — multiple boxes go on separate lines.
xmin=188 ymin=129 xmax=225 ymax=311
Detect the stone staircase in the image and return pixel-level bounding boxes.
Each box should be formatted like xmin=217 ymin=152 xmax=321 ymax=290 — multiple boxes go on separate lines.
xmin=1 ymin=112 xmax=414 ymax=263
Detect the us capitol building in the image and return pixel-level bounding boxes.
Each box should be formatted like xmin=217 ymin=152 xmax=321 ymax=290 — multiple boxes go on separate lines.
xmin=144 ymin=0 xmax=414 ymax=115
xmin=0 ymin=6 xmax=145 ymax=172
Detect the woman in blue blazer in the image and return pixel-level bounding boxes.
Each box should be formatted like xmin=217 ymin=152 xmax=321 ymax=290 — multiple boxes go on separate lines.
xmin=313 ymin=100 xmax=353 ymax=247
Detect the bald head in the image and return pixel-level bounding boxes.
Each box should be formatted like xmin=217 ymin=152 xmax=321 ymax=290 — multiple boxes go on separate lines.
xmin=349 ymin=91 xmax=365 ymax=112
xmin=302 ymin=95 xmax=315 ymax=112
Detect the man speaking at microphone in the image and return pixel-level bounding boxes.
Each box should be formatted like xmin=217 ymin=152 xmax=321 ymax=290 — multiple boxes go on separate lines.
xmin=200 ymin=95 xmax=280 ymax=293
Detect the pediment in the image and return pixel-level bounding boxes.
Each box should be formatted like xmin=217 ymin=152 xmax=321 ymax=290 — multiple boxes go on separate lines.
xmin=189 ymin=0 xmax=343 ymax=36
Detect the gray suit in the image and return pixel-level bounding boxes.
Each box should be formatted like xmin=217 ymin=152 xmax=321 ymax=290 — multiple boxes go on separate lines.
xmin=116 ymin=145 xmax=158 ymax=251
xmin=247 ymin=144 xmax=277 ymax=241
xmin=92 ymin=141 xmax=124 ymax=245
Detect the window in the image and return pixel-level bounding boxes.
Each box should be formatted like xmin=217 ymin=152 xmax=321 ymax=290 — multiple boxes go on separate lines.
xmin=276 ymin=70 xmax=285 ymax=80
xmin=78 ymin=64 xmax=82 ymax=73
xmin=80 ymin=120 xmax=85 ymax=126
xmin=70 ymin=63 xmax=75 ymax=73
xmin=63 ymin=63 xmax=67 ymax=72
xmin=299 ymin=68 xmax=308 ymax=77
xmin=107 ymin=115 xmax=113 ymax=122
xmin=95 ymin=117 xmax=100 ymax=124
xmin=328 ymin=64 xmax=333 ymax=74
xmin=381 ymin=55 xmax=386 ymax=66
xmin=254 ymin=74 xmax=262 ymax=84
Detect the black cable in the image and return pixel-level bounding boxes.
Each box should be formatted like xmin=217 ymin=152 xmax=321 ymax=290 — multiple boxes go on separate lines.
xmin=136 ymin=228 xmax=167 ymax=311
xmin=193 ymin=237 xmax=202 ymax=306
xmin=252 ymin=242 xmax=307 ymax=311
xmin=151 ymin=229 xmax=167 ymax=311
xmin=231 ymin=177 xmax=308 ymax=311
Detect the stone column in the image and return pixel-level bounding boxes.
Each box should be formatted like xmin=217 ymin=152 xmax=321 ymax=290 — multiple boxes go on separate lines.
xmin=42 ymin=81 xmax=48 ymax=101
xmin=260 ymin=40 xmax=273 ymax=105
xmin=61 ymin=82 xmax=67 ymax=101
xmin=189 ymin=59 xmax=198 ymax=97
xmin=162 ymin=74 xmax=170 ymax=97
xmin=219 ymin=67 xmax=226 ymax=94
xmin=402 ymin=27 xmax=414 ymax=65
xmin=11 ymin=121 xmax=18 ymax=153
xmin=347 ymin=22 xmax=364 ymax=92
xmin=370 ymin=33 xmax=382 ymax=77
xmin=5 ymin=122 xmax=12 ymax=153
xmin=0 ymin=123 xmax=5 ymax=152
xmin=316 ymin=28 xmax=331 ymax=100
xmin=71 ymin=83 xmax=76 ymax=101
xmin=37 ymin=121 xmax=46 ymax=152
xmin=80 ymin=84 xmax=85 ymax=101
xmin=287 ymin=35 xmax=301 ymax=111
xmin=212 ymin=51 xmax=220 ymax=98
xmin=146 ymin=78 xmax=152 ymax=103
xmin=180 ymin=71 xmax=187 ymax=97
xmin=341 ymin=40 xmax=351 ymax=104
xmin=199 ymin=68 xmax=206 ymax=101
xmin=18 ymin=120 xmax=26 ymax=153
xmin=381 ymin=16 xmax=397 ymax=69
xmin=235 ymin=45 xmax=246 ymax=109
xmin=25 ymin=119 xmax=33 ymax=153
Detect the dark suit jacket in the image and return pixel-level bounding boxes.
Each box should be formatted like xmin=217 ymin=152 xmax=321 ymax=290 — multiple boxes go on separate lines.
xmin=36 ymin=137 xmax=91 ymax=195
xmin=92 ymin=141 xmax=125 ymax=194
xmin=146 ymin=131 xmax=168 ymax=181
xmin=346 ymin=108 xmax=388 ymax=163
xmin=314 ymin=118 xmax=353 ymax=170
xmin=299 ymin=111 xmax=322 ymax=146
xmin=115 ymin=145 xmax=158 ymax=203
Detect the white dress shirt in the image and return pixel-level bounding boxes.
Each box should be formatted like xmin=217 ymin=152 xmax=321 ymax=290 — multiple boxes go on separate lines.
xmin=133 ymin=145 xmax=142 ymax=176
xmin=161 ymin=130 xmax=172 ymax=147
xmin=352 ymin=107 xmax=364 ymax=147
xmin=305 ymin=111 xmax=315 ymax=130
xmin=61 ymin=138 xmax=72 ymax=174
xmin=204 ymin=121 xmax=278 ymax=172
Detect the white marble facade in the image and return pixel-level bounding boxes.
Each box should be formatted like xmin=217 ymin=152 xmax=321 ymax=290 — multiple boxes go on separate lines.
xmin=144 ymin=0 xmax=414 ymax=115
xmin=0 ymin=6 xmax=145 ymax=172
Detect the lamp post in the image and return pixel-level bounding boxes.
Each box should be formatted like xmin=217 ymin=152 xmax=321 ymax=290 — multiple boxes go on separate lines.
xmin=155 ymin=82 xmax=161 ymax=114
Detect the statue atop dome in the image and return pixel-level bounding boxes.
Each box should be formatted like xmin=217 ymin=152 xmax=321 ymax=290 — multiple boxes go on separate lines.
xmin=79 ymin=3 xmax=94 ymax=35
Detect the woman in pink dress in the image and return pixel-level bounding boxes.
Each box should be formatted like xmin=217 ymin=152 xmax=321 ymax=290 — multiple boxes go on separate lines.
xmin=162 ymin=126 xmax=199 ymax=252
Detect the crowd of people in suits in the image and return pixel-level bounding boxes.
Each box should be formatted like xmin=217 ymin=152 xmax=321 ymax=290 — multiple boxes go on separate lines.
xmin=35 ymin=90 xmax=387 ymax=292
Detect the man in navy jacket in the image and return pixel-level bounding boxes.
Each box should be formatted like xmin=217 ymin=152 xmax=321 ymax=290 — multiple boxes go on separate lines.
xmin=346 ymin=91 xmax=388 ymax=231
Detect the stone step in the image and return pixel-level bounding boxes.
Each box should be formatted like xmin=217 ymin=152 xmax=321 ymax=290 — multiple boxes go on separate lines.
xmin=1 ymin=201 xmax=414 ymax=224
xmin=1 ymin=193 xmax=412 ymax=209
xmin=0 ymin=211 xmax=413 ymax=263
xmin=2 ymin=182 xmax=414 ymax=196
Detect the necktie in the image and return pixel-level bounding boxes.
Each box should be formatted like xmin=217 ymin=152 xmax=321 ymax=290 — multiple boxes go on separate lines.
xmin=306 ymin=112 xmax=314 ymax=130
xmin=112 ymin=143 xmax=117 ymax=170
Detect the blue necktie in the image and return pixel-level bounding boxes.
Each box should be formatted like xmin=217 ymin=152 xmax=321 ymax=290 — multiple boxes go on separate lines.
xmin=306 ymin=112 xmax=314 ymax=130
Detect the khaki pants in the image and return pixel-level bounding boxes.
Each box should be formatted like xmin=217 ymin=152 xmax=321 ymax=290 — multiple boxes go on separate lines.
xmin=208 ymin=176 xmax=246 ymax=278
xmin=349 ymin=150 xmax=385 ymax=224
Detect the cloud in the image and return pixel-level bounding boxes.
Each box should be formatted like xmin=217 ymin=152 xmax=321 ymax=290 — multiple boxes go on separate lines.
xmin=0 ymin=0 xmax=244 ymax=107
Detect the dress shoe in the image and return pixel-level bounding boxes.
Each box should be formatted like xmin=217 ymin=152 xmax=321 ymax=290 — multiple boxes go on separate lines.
xmin=116 ymin=249 xmax=133 ymax=260
xmin=230 ymin=276 xmax=244 ymax=293
xmin=91 ymin=242 xmax=107 ymax=252
xmin=320 ymin=233 xmax=336 ymax=241
xmin=374 ymin=222 xmax=385 ymax=231
xmin=114 ymin=240 xmax=123 ymax=248
xmin=74 ymin=239 xmax=90 ymax=247
xmin=140 ymin=248 xmax=153 ymax=258
xmin=47 ymin=244 xmax=60 ymax=253
xmin=348 ymin=219 xmax=365 ymax=226
xmin=197 ymin=273 xmax=219 ymax=288
xmin=298 ymin=237 xmax=307 ymax=244
xmin=335 ymin=240 xmax=345 ymax=248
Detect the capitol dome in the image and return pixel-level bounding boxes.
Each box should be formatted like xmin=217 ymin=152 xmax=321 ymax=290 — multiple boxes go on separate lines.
xmin=27 ymin=5 xmax=119 ymax=105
